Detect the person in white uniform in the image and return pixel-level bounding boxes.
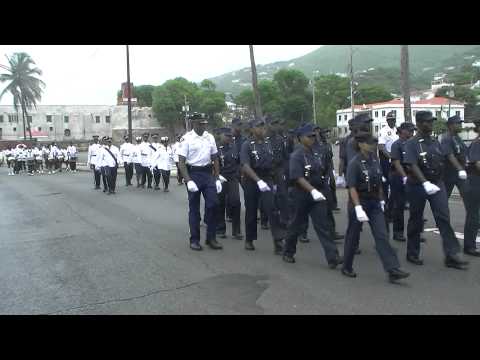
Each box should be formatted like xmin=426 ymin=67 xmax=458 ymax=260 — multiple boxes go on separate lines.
xmin=87 ymin=135 xmax=102 ymax=189
xmin=120 ymin=135 xmax=135 ymax=186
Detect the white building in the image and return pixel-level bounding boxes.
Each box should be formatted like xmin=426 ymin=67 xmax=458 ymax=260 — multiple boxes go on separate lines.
xmin=335 ymin=96 xmax=465 ymax=138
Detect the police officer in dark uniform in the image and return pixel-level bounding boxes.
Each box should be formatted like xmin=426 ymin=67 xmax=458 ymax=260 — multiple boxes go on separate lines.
xmin=240 ymin=118 xmax=285 ymax=254
xmin=440 ymin=115 xmax=468 ymax=199
xmin=464 ymin=115 xmax=480 ymax=256
xmin=215 ymin=127 xmax=243 ymax=240
xmin=342 ymin=134 xmax=410 ymax=283
xmin=404 ymin=110 xmax=468 ymax=269
xmin=282 ymin=123 xmax=343 ymax=268
xmin=177 ymin=113 xmax=223 ymax=251
xmin=390 ymin=122 xmax=416 ymax=242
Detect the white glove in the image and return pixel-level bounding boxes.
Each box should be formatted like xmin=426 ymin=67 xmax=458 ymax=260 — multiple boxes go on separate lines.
xmin=402 ymin=176 xmax=408 ymax=185
xmin=355 ymin=205 xmax=369 ymax=222
xmin=95 ymin=166 xmax=100 ymax=171
xmin=215 ymin=180 xmax=222 ymax=194
xmin=380 ymin=200 xmax=386 ymax=212
xmin=219 ymin=175 xmax=228 ymax=183
xmin=310 ymin=189 xmax=326 ymax=202
xmin=257 ymin=180 xmax=271 ymax=192
xmin=382 ymin=176 xmax=387 ymax=183
xmin=422 ymin=181 xmax=440 ymax=195
xmin=336 ymin=175 xmax=346 ymax=187
xmin=458 ymin=170 xmax=467 ymax=180
xmin=187 ymin=180 xmax=199 ymax=192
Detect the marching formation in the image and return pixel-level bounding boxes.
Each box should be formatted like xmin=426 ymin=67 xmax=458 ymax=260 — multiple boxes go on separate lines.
xmin=174 ymin=111 xmax=480 ymax=284
xmin=2 ymin=142 xmax=78 ymax=175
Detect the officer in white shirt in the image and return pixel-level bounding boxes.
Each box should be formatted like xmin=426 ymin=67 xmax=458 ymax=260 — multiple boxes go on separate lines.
xmin=87 ymin=135 xmax=102 ymax=189
xmin=131 ymin=136 xmax=143 ymax=187
xmin=98 ymin=136 xmax=120 ymax=194
xmin=26 ymin=146 xmax=35 ymax=175
xmin=16 ymin=144 xmax=26 ymax=174
xmin=150 ymin=133 xmax=162 ymax=190
xmin=138 ymin=133 xmax=154 ymax=189
xmin=151 ymin=136 xmax=174 ymax=192
xmin=56 ymin=145 xmax=65 ymax=172
xmin=177 ymin=112 xmax=223 ymax=251
xmin=67 ymin=141 xmax=78 ymax=172
xmin=378 ymin=111 xmax=399 ymax=223
xmin=6 ymin=149 xmax=15 ymax=175
xmin=120 ymin=135 xmax=134 ymax=186
xmin=33 ymin=146 xmax=43 ymax=173
xmin=173 ymin=136 xmax=184 ymax=185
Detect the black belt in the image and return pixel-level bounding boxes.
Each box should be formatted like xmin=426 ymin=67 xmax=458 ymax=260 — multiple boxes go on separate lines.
xmin=187 ymin=164 xmax=212 ymax=172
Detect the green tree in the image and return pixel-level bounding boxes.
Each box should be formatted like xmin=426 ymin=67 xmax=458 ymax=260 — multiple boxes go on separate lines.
xmin=197 ymin=81 xmax=227 ymax=127
xmin=134 ymin=85 xmax=155 ymax=107
xmin=314 ymin=74 xmax=350 ymax=128
xmin=355 ymin=84 xmax=393 ymax=105
xmin=0 ymin=52 xmax=45 ymax=140
xmin=200 ymin=79 xmax=216 ymax=91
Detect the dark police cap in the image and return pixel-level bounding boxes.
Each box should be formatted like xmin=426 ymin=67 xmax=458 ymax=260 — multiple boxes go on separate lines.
xmin=447 ymin=115 xmax=463 ymax=124
xmin=92 ymin=135 xmax=99 ymax=138
xmin=124 ymin=135 xmax=129 ymax=140
xmin=386 ymin=111 xmax=397 ymax=120
xmin=416 ymin=111 xmax=436 ymax=123
xmin=152 ymin=133 xmax=159 ymax=137
xmin=355 ymin=134 xmax=378 ymax=144
xmin=188 ymin=112 xmax=208 ymax=123
xmin=351 ymin=112 xmax=373 ymax=125
xmin=398 ymin=122 xmax=416 ymax=131
xmin=248 ymin=118 xmax=265 ymax=128
xmin=142 ymin=132 xmax=150 ymax=137
xmin=295 ymin=123 xmax=317 ymax=137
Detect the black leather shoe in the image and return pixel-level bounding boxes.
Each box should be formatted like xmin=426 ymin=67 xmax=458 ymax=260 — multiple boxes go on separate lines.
xmin=333 ymin=232 xmax=344 ymax=241
xmin=147 ymin=185 xmax=153 ymax=189
xmin=282 ymin=255 xmax=295 ymax=263
xmin=445 ymin=255 xmax=469 ymax=269
xmin=154 ymin=186 xmax=160 ymax=190
xmin=232 ymin=233 xmax=243 ymax=240
xmin=164 ymin=188 xmax=169 ymax=192
xmin=406 ymin=255 xmax=424 ymax=265
xmin=464 ymin=248 xmax=480 ymax=257
xmin=261 ymin=223 xmax=269 ymax=230
xmin=298 ymin=235 xmax=310 ymax=243
xmin=206 ymin=239 xmax=223 ymax=250
xmin=341 ymin=268 xmax=357 ymax=278
xmin=328 ymin=256 xmax=344 ymax=269
xmin=393 ymin=232 xmax=406 ymax=242
xmin=190 ymin=243 xmax=203 ymax=251
xmin=245 ymin=241 xmax=255 ymax=251
xmin=388 ymin=268 xmax=410 ymax=282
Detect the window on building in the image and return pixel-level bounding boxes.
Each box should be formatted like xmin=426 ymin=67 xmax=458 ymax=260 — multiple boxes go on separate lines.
xmin=13 ymin=127 xmax=16 ymax=132
xmin=49 ymin=127 xmax=54 ymax=131
xmin=64 ymin=116 xmax=69 ymax=123
xmin=0 ymin=128 xmax=2 ymax=139
xmin=436 ymin=111 xmax=442 ymax=119
xmin=38 ymin=127 xmax=42 ymax=131
xmin=456 ymin=111 xmax=460 ymax=117
xmin=344 ymin=115 xmax=347 ymax=121
xmin=27 ymin=115 xmax=32 ymax=123
xmin=375 ymin=111 xmax=378 ymax=118
xmin=64 ymin=129 xmax=71 ymax=137
xmin=375 ymin=125 xmax=379 ymax=133
xmin=8 ymin=114 xmax=18 ymax=123
xmin=95 ymin=116 xmax=100 ymax=123
xmin=338 ymin=115 xmax=341 ymax=121
xmin=392 ymin=110 xmax=397 ymax=116
xmin=46 ymin=115 xmax=52 ymax=122
xmin=382 ymin=110 xmax=385 ymax=117
xmin=105 ymin=115 xmax=111 ymax=123
xmin=0 ymin=115 xmax=3 ymax=123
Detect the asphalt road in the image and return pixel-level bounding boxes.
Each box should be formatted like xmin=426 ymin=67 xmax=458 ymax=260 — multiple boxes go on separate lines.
xmin=1 ymin=166 xmax=479 ymax=315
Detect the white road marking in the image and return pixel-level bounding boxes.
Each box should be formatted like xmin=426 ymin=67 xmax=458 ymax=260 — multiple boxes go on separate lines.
xmin=423 ymin=228 xmax=480 ymax=242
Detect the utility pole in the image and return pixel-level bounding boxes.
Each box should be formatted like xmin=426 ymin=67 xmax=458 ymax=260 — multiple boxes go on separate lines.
xmin=183 ymin=95 xmax=189 ymax=132
xmin=126 ymin=45 xmax=133 ymax=142
xmin=249 ymin=45 xmax=263 ymax=119
xmin=349 ymin=45 xmax=355 ymax=120
xmin=312 ymin=71 xmax=317 ymax=125
xmin=401 ymin=45 xmax=412 ymax=123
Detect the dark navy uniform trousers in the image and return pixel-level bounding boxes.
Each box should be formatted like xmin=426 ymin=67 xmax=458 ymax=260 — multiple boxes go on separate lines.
xmin=216 ymin=176 xmax=241 ymax=236
xmin=464 ymin=176 xmax=480 ymax=251
xmin=187 ymin=167 xmax=219 ymax=244
xmin=390 ymin=173 xmax=406 ymax=234
xmin=406 ymin=181 xmax=460 ymax=258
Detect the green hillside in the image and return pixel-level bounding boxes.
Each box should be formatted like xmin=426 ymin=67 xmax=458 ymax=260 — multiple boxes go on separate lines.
xmin=210 ymin=45 xmax=480 ymax=96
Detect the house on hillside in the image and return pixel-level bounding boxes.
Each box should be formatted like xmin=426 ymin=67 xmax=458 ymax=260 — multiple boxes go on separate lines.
xmin=335 ymin=97 xmax=465 ymax=138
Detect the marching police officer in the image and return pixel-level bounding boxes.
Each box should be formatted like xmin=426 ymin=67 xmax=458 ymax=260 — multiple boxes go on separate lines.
xmin=464 ymin=114 xmax=480 ymax=256
xmin=282 ymin=123 xmax=343 ymax=268
xmin=215 ymin=127 xmax=243 ymax=240
xmin=150 ymin=134 xmax=162 ymax=190
xmin=99 ymin=136 xmax=109 ymax=192
xmin=120 ymin=135 xmax=134 ymax=186
xmin=378 ymin=112 xmax=399 ymax=222
xmin=342 ymin=134 xmax=410 ymax=283
xmin=98 ymin=137 xmax=120 ymax=194
xmin=403 ymin=110 xmax=468 ymax=269
xmin=390 ymin=122 xmax=416 ymax=242
xmin=67 ymin=142 xmax=78 ymax=173
xmin=240 ymin=118 xmax=285 ymax=254
xmin=87 ymin=135 xmax=102 ymax=189
xmin=132 ymin=136 xmax=143 ymax=187
xmin=440 ymin=115 xmax=468 ymax=199
xmin=177 ymin=112 xmax=223 ymax=251
xmin=139 ymin=133 xmax=154 ymax=189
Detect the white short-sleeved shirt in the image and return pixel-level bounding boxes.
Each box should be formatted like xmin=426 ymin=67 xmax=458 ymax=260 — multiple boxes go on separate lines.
xmin=88 ymin=143 xmax=102 ymax=165
xmin=378 ymin=125 xmax=399 ymax=153
xmin=120 ymin=142 xmax=134 ymax=164
xmin=99 ymin=145 xmax=120 ymax=168
xmin=138 ymin=142 xmax=154 ymax=167
xmin=177 ymin=130 xmax=217 ymax=166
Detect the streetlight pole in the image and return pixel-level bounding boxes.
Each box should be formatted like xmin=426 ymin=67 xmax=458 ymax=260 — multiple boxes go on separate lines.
xmin=126 ymin=45 xmax=133 ymax=142
xmin=349 ymin=45 xmax=355 ymax=120
xmin=312 ymin=71 xmax=318 ymax=125
xmin=183 ymin=95 xmax=189 ymax=132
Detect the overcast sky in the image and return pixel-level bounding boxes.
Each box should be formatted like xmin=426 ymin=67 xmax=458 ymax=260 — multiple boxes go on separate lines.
xmin=0 ymin=45 xmax=321 ymax=106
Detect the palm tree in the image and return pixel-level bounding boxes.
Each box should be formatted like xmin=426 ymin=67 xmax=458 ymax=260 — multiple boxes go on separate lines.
xmin=0 ymin=52 xmax=46 ymax=140
xmin=249 ymin=45 xmax=263 ymax=119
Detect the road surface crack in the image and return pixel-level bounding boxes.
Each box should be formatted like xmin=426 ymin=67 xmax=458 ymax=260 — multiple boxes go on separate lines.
xmin=43 ymin=280 xmax=202 ymax=315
